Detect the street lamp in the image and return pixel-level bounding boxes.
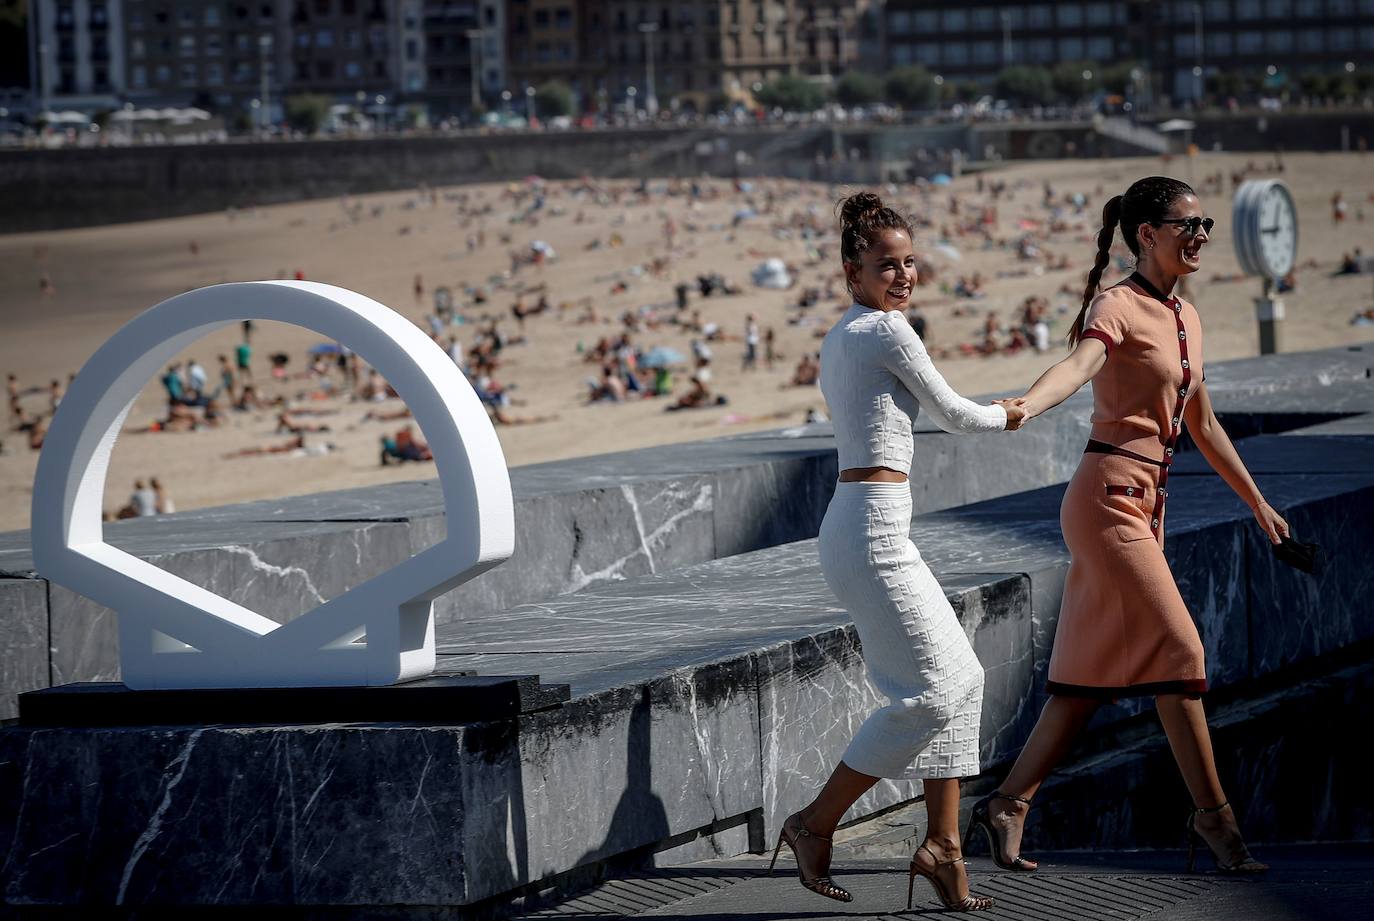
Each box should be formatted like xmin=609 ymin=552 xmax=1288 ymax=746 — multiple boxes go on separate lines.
xmin=257 ymin=33 xmax=272 ymax=134
xmin=500 ymin=88 xmax=512 ymax=114
xmin=1346 ymin=61 xmax=1357 ymax=73
xmin=627 ymin=84 xmax=638 ymax=114
xmin=1192 ymin=2 xmax=1204 ymax=106
xmin=637 ymin=22 xmax=660 ymax=118
xmin=465 ymin=29 xmax=483 ymax=114
xmin=524 ymin=84 xmax=535 ymax=124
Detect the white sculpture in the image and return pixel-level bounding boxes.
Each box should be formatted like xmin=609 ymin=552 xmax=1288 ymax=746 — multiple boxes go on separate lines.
xmin=30 ymin=281 xmax=515 ymax=689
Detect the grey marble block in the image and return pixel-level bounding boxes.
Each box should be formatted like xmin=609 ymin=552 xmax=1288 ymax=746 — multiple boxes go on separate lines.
xmin=0 ymin=659 xmax=762 ymax=908
xmin=1244 ymin=481 xmax=1374 ymax=678
xmin=0 ymin=579 xmax=47 ymax=721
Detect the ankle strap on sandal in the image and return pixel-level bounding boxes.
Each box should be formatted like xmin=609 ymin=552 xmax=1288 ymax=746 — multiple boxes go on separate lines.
xmin=786 ymin=816 xmax=832 ymax=842
xmin=1192 ymin=800 xmax=1230 ymax=815
xmin=994 ymin=790 xmax=1033 ymax=806
xmin=917 ymin=844 xmax=967 ymax=867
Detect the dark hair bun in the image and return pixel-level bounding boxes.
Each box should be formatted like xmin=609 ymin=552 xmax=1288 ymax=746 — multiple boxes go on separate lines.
xmin=839 ymin=192 xmax=885 ymax=227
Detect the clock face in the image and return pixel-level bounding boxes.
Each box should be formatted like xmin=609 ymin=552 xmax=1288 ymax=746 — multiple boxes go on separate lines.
xmin=1256 ymin=184 xmax=1297 ymax=279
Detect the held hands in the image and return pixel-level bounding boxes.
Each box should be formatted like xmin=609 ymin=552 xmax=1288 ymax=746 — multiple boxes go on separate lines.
xmin=1252 ymin=500 xmax=1290 ymax=545
xmin=994 ymin=398 xmax=1029 ymax=431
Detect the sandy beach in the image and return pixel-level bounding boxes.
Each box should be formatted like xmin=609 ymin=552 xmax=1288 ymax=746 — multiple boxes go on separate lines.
xmin=2 ymin=151 xmax=1372 ymax=533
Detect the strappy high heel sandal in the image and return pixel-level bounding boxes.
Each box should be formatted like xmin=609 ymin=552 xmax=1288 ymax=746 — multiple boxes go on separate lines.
xmin=766 ymin=812 xmax=852 ymax=903
xmin=1185 ymin=801 xmax=1268 ymax=873
xmin=964 ymin=791 xmax=1038 ymax=871
xmin=906 ymin=843 xmax=994 ymax=912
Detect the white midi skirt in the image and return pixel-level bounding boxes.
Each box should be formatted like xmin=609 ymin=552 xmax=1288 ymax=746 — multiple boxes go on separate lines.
xmin=817 ymin=481 xmax=984 ymax=780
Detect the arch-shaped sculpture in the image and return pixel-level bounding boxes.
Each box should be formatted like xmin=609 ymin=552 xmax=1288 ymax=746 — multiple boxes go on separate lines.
xmin=31 ymin=281 xmax=514 ymax=689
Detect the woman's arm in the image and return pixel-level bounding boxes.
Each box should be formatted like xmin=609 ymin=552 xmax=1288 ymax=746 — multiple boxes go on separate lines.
xmin=1016 ymin=338 xmax=1108 ymax=421
xmin=1182 ymin=383 xmax=1290 ymax=544
xmin=877 ymin=314 xmax=1010 ymax=433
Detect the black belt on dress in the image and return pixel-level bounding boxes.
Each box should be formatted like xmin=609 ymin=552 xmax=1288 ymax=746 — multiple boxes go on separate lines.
xmin=1083 ymin=439 xmax=1168 ymax=468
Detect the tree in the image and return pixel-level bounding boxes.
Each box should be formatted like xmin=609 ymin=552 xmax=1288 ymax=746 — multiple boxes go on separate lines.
xmin=1051 ymin=60 xmax=1100 ymax=102
xmin=285 ymin=94 xmax=331 ymax=134
xmin=534 ymin=80 xmax=573 ymax=119
xmin=884 ymin=65 xmax=939 ymax=109
xmin=1206 ymin=70 xmax=1252 ymax=99
xmin=1098 ymin=61 xmax=1140 ymax=95
xmin=995 ymin=66 xmax=1055 ymax=106
xmin=1298 ymin=73 xmax=1331 ymax=99
xmin=754 ymin=75 xmax=829 ymax=112
xmin=834 ymin=71 xmax=882 ymax=108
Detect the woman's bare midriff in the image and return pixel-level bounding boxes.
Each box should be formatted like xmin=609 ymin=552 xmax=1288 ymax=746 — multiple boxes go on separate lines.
xmin=839 ymin=466 xmax=909 ymax=483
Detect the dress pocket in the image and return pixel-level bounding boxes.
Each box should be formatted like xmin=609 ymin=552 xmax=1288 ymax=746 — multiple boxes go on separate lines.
xmin=1104 ymin=484 xmax=1155 ymax=542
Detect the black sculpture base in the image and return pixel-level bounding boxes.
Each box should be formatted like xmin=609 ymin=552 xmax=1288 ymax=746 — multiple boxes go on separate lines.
xmin=17 ymin=675 xmax=571 ymax=727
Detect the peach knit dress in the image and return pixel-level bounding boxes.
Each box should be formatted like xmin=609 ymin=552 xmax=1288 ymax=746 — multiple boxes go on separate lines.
xmin=1047 ymin=274 xmax=1209 ymax=698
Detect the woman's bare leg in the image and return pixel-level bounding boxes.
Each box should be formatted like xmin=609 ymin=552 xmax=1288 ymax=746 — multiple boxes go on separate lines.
xmin=986 ymin=695 xmax=1101 ymax=867
xmin=910 ymin=777 xmax=983 ymax=903
xmin=1155 ymin=694 xmax=1265 ymax=869
xmin=796 ymin=760 xmax=879 ymax=836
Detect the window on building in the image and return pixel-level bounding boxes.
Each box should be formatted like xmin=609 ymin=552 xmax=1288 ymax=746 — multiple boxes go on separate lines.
xmin=155 ymin=64 xmax=171 ymax=85
xmin=534 ymin=9 xmax=548 ymax=27
xmin=1361 ymin=25 xmax=1374 ymax=47
xmin=315 ymin=0 xmax=330 ymax=13
xmin=1087 ymin=35 xmax=1113 ymax=58
xmin=973 ymin=40 xmax=997 ymax=63
xmin=1001 ymin=7 xmax=1025 ymax=27
xmin=944 ymin=42 xmax=969 ymax=64
xmin=1296 ymin=28 xmax=1323 ymax=50
xmin=206 ymin=34 xmax=222 ymax=55
xmin=132 ymin=65 xmax=148 ymax=87
xmin=1329 ymin=0 xmax=1355 ymax=12
xmin=406 ymin=38 xmax=417 ymax=59
xmin=1060 ymin=36 xmax=1084 ymax=58
xmin=1029 ymin=37 xmax=1054 ymax=61
xmin=1205 ymin=0 xmax=1231 ymax=19
xmin=555 ymin=7 xmax=572 ymax=29
xmin=941 ymin=9 xmax=968 ymax=30
xmin=1329 ymin=28 xmax=1353 ymax=48
xmin=1237 ymin=30 xmax=1263 ymax=52
xmin=180 ymin=34 xmax=197 ymax=56
xmin=1057 ymin=4 xmax=1084 ymax=26
xmin=1086 ymin=4 xmax=1113 ymax=25
xmin=131 ymin=37 xmax=146 ymax=58
xmin=889 ymin=11 xmax=911 ymax=33
xmin=179 ymin=6 xmax=196 ymax=26
xmin=1264 ymin=0 xmax=1292 ymax=14
xmin=1175 ymin=34 xmax=1197 ymax=55
xmin=207 ymin=62 xmax=223 ymax=84
xmin=1206 ymin=31 xmax=1233 ymax=53
xmin=317 ymin=29 xmax=333 ymax=47
xmin=408 ymin=70 xmax=422 ymax=90
xmin=180 ymin=62 xmax=196 ymax=83
xmin=1235 ymin=0 xmax=1262 ymax=18
xmin=91 ymin=3 xmax=108 ymax=27
xmin=972 ymin=8 xmax=997 ymax=30
xmin=94 ymin=67 xmax=108 ymax=88
xmin=317 ymin=59 xmax=334 ymax=77
xmin=913 ymin=11 xmax=938 ymax=31
xmin=236 ymin=33 xmax=252 ymax=51
xmin=1295 ymin=0 xmax=1322 ymax=14
xmin=1266 ymin=29 xmax=1292 ymax=50
xmin=129 ymin=8 xmax=144 ymax=28
xmin=1026 ymin=6 xmax=1053 ymax=27
xmin=206 ymin=5 xmax=221 ymax=26
xmin=1360 ymin=0 xmax=1374 ymax=14
xmin=345 ymin=60 xmax=360 ymax=78
xmin=913 ymin=42 xmax=939 ymax=65
xmin=57 ymin=5 xmax=74 ymax=28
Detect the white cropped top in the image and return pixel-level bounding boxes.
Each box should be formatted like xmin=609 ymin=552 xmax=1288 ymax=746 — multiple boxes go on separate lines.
xmin=819 ymin=304 xmax=1007 ymax=472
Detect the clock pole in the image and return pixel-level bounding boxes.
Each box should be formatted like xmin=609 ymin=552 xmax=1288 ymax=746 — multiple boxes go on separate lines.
xmin=1255 ymin=276 xmax=1284 ymax=355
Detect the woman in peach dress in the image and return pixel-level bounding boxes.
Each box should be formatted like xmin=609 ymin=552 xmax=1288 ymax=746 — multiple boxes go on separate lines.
xmin=966 ymin=177 xmax=1287 ymax=876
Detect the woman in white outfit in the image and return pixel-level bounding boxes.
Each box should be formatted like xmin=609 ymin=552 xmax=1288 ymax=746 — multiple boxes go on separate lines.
xmin=768 ymin=193 xmax=1025 ymax=911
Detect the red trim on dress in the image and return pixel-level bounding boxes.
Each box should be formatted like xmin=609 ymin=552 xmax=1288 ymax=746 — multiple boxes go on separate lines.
xmin=1080 ymin=329 xmax=1114 ymax=353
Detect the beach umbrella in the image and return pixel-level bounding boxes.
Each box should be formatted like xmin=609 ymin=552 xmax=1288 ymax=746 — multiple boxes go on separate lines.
xmin=931 ymin=173 xmax=953 ymax=186
xmin=640 ymin=346 xmax=685 ymax=368
xmin=308 ymin=342 xmax=343 ymax=355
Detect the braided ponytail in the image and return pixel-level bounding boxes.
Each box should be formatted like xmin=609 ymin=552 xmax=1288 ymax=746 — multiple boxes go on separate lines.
xmin=1068 ymin=195 xmax=1123 ymax=347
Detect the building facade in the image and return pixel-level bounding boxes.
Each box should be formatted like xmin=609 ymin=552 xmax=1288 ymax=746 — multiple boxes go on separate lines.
xmin=882 ymin=0 xmax=1374 ymax=104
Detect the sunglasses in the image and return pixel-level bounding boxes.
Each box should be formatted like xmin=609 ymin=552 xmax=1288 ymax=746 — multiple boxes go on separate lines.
xmin=1154 ymin=216 xmax=1216 ymax=237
